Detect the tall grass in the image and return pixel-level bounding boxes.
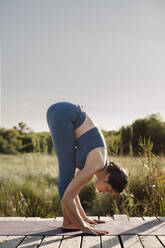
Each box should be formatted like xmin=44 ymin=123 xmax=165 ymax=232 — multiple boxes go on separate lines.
xmin=0 ymin=152 xmax=165 ymax=217
xmin=0 ymin=153 xmax=61 ymax=217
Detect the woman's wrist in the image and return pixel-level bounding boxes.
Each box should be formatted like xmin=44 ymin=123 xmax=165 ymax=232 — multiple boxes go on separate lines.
xmin=77 ymin=218 xmax=87 ymax=228
xmin=83 ymin=217 xmax=92 ymax=224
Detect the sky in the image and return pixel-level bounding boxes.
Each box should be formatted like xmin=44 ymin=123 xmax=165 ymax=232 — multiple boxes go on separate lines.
xmin=0 ymin=0 xmax=165 ymax=132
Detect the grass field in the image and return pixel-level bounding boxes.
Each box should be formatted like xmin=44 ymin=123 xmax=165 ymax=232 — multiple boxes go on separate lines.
xmin=0 ymin=153 xmax=165 ymax=217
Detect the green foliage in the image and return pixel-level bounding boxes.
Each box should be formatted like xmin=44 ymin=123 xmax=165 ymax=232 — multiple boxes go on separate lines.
xmin=117 ymin=113 xmax=165 ymax=156
xmin=79 ymin=182 xmax=96 ymax=211
xmin=1 ymin=114 xmax=165 ymax=156
xmin=138 ymin=136 xmax=153 ymax=162
xmin=0 ymin=128 xmax=22 ymax=154
xmin=106 ymin=133 xmax=121 ymax=156
xmin=120 ymin=126 xmax=134 ymax=155
xmin=0 ymin=124 xmax=54 ymax=155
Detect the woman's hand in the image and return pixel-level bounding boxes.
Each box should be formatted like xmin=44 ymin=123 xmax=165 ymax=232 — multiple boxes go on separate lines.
xmin=82 ymin=222 xmax=109 ymax=235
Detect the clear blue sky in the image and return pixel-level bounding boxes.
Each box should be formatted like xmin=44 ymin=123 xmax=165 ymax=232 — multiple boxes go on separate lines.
xmin=0 ymin=0 xmax=165 ymax=132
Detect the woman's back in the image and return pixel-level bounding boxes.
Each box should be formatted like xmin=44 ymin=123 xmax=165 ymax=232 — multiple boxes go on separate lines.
xmin=74 ymin=113 xmax=96 ymax=139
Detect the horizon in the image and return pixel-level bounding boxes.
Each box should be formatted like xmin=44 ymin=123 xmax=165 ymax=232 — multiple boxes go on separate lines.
xmin=0 ymin=111 xmax=163 ymax=133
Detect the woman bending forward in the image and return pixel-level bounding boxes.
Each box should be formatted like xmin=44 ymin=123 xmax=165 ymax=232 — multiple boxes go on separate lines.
xmin=46 ymin=101 xmax=128 ymax=235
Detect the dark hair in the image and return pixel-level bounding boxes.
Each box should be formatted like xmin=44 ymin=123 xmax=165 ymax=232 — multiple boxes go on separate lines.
xmin=106 ymin=162 xmax=128 ymax=193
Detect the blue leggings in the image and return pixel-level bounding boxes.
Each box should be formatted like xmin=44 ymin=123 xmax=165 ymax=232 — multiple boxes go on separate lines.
xmin=46 ymin=101 xmax=86 ymax=200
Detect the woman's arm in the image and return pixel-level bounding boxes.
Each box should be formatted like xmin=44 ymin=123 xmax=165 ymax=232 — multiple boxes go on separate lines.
xmin=61 ymin=170 xmax=92 ymax=228
xmin=62 ymin=194 xmax=96 ymax=228
xmin=75 ymin=195 xmax=106 ymax=225
xmin=75 ymin=195 xmax=87 ymax=220
xmin=61 ymin=169 xmax=108 ymax=235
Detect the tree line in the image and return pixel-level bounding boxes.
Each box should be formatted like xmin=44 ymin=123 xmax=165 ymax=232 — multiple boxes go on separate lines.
xmin=0 ymin=122 xmax=54 ymax=154
xmin=0 ymin=114 xmax=165 ymax=155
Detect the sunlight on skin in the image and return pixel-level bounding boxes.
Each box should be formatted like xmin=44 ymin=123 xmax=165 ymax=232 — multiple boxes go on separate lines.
xmin=94 ymin=182 xmax=117 ymax=194
xmin=94 ymin=168 xmax=117 ymax=194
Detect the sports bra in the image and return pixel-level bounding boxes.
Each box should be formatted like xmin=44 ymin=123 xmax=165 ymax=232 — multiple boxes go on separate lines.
xmin=75 ymin=127 xmax=109 ymax=170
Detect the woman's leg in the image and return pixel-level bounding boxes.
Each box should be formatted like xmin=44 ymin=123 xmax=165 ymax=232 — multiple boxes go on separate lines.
xmin=46 ymin=103 xmax=77 ymax=201
xmin=46 ymin=102 xmax=84 ymax=227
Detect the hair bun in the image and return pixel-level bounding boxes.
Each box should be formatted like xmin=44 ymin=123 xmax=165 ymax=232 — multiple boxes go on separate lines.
xmin=106 ymin=161 xmax=128 ymax=193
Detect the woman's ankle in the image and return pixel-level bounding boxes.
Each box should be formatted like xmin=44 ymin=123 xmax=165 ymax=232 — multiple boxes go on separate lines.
xmin=63 ymin=217 xmax=70 ymax=226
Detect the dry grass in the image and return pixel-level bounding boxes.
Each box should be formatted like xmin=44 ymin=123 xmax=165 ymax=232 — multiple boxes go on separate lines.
xmin=0 ymin=153 xmax=165 ymax=217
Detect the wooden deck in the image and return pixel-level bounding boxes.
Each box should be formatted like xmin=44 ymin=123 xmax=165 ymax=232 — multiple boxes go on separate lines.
xmin=0 ymin=215 xmax=165 ymax=247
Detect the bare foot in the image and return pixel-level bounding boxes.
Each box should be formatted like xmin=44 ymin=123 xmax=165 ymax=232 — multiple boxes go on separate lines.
xmin=62 ymin=223 xmax=81 ymax=230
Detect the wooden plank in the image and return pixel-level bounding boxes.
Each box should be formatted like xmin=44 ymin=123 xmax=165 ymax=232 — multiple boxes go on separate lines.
xmin=0 ymin=236 xmax=25 ymax=248
xmin=101 ymin=236 xmax=121 ymax=248
xmin=121 ymin=235 xmax=143 ymax=248
xmin=139 ymin=236 xmax=164 ymax=248
xmin=87 ymin=216 xmax=99 ymax=221
xmin=81 ymin=236 xmax=101 ymax=247
xmin=60 ymin=236 xmax=81 ymax=248
xmin=143 ymin=216 xmax=158 ymax=221
xmin=128 ymin=216 xmax=144 ymax=225
xmin=88 ymin=216 xmax=99 ymax=219
xmin=157 ymin=217 xmax=165 ymax=221
xmin=39 ymin=218 xmax=55 ymax=221
xmin=39 ymin=236 xmax=62 ymax=248
xmin=55 ymin=216 xmax=99 ymax=225
xmin=113 ymin=214 xmax=128 ymax=221
xmin=0 ymin=217 xmax=26 ymax=221
xmin=25 ymin=217 xmax=41 ymax=221
xmin=128 ymin=217 xmax=144 ymax=221
xmin=55 ymin=217 xmax=63 ymax=221
xmin=157 ymin=236 xmax=165 ymax=246
xmin=99 ymin=216 xmax=113 ymax=222
xmin=128 ymin=216 xmax=165 ymax=236
xmin=55 ymin=216 xmax=98 ymax=222
xmin=0 ymin=236 xmax=9 ymax=243
xmin=17 ymin=236 xmax=43 ymax=248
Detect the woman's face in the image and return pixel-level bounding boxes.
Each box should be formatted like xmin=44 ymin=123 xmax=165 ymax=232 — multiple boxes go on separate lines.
xmin=94 ymin=178 xmax=116 ymax=194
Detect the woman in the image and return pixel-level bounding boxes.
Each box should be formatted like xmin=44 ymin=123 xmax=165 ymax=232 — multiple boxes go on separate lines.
xmin=46 ymin=101 xmax=128 ymax=235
